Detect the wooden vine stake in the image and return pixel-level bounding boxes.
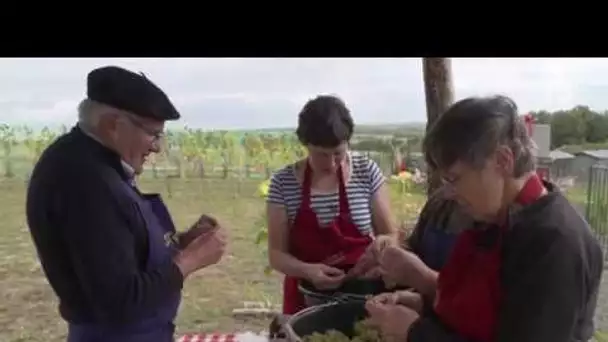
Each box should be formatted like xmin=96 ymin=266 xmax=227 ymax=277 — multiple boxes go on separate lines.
xmin=422 ymin=58 xmax=455 ymax=195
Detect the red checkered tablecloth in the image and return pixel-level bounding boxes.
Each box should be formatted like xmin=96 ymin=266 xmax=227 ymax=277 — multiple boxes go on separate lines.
xmin=177 ymin=334 xmax=237 ymax=342
xmin=177 ymin=332 xmax=270 ymax=342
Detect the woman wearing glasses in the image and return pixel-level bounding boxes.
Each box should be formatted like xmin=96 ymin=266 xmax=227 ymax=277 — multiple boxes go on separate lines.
xmin=364 ymin=95 xmax=603 ymax=342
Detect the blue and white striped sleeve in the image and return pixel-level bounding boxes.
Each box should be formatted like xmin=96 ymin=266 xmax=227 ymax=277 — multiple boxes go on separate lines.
xmin=267 ymin=172 xmax=285 ymax=206
xmin=367 ymin=158 xmax=385 ymax=195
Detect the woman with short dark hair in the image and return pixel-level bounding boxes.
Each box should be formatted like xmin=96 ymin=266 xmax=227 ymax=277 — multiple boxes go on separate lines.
xmin=266 ymin=95 xmax=397 ymax=314
xmin=365 ymin=95 xmax=603 ymax=342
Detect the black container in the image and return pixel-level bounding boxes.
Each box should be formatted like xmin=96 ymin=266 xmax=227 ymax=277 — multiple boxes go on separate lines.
xmin=298 ymin=278 xmax=391 ymax=307
xmin=284 ymin=301 xmax=367 ymax=342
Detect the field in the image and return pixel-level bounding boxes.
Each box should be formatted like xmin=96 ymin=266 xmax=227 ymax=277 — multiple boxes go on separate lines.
xmin=0 ymin=124 xmax=430 ymax=341
xmin=0 ymin=173 xmax=426 ymax=342
xmin=4 ymin=176 xmax=604 ymax=342
xmin=3 ymin=124 xmax=608 ymax=341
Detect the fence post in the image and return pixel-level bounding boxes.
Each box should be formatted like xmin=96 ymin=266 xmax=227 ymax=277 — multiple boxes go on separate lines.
xmin=422 ymin=58 xmax=454 ymax=195
xmin=586 ymin=165 xmax=593 ymax=223
xmin=585 ymin=165 xmax=608 ymax=262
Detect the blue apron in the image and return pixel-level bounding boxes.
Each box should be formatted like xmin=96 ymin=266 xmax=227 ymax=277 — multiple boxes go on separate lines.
xmin=68 ymin=181 xmax=181 ymax=342
xmin=418 ymin=226 xmax=457 ymax=271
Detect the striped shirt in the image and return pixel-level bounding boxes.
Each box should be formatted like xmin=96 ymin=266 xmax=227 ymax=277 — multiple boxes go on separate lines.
xmin=267 ymin=153 xmax=385 ymax=235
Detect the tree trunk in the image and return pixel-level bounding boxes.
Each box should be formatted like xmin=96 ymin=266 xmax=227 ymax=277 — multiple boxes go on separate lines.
xmin=422 ymin=58 xmax=454 ymax=195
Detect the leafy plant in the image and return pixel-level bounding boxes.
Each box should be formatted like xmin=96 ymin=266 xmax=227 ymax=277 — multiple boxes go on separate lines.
xmin=254 ymin=179 xmax=273 ymax=275
xmin=595 ymin=331 xmax=608 ymax=342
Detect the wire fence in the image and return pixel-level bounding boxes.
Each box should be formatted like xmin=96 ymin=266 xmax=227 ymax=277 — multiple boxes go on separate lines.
xmin=586 ymin=165 xmax=608 ymax=261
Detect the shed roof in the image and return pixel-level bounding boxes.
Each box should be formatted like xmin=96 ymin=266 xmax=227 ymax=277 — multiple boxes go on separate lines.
xmin=575 ymin=150 xmax=608 ymax=160
xmin=549 ymin=150 xmax=575 ymax=160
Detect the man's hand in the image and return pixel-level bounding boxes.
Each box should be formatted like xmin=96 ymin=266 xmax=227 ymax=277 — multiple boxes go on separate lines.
xmin=365 ymin=299 xmax=419 ymax=342
xmin=173 ymin=227 xmax=226 ymax=277
xmin=178 ymin=214 xmax=218 ymax=249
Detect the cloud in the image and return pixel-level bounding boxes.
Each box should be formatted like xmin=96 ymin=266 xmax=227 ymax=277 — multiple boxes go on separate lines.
xmin=0 ymin=58 xmax=607 ymax=129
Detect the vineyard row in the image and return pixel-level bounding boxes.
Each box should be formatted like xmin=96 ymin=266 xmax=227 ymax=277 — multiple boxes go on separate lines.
xmin=0 ymin=124 xmax=400 ymax=179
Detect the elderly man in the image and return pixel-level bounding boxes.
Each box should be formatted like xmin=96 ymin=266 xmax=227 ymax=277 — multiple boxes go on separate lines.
xmin=26 ymin=65 xmax=227 ymax=342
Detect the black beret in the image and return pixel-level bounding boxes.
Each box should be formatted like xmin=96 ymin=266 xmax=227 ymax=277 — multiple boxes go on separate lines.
xmin=86 ymin=65 xmax=180 ymax=121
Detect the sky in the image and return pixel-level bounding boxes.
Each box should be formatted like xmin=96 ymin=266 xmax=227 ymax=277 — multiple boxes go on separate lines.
xmin=1 ymin=58 xmax=608 ymax=130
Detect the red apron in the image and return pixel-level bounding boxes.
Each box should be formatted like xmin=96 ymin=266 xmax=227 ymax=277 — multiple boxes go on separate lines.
xmin=282 ymin=161 xmax=373 ymax=314
xmin=434 ymin=175 xmax=545 ymax=342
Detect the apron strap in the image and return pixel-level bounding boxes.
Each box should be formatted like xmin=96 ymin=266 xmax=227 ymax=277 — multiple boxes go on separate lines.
xmin=301 ymin=162 xmax=314 ymax=208
xmin=496 ymin=174 xmax=546 ymax=244
xmin=301 ymin=160 xmax=351 ymax=216
xmin=336 ymin=163 xmax=351 ymax=216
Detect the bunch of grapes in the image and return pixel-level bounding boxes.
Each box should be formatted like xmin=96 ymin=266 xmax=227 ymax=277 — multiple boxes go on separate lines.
xmin=302 ymin=320 xmax=381 ymax=342
xmin=303 ymin=330 xmax=350 ymax=342
xmin=352 ymin=320 xmax=382 ymax=342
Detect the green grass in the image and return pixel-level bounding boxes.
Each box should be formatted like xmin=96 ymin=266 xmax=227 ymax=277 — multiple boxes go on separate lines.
xmin=596 ymin=331 xmax=608 ymax=342
xmin=4 ymin=174 xmax=596 ymax=341
xmin=0 ymin=177 xmax=426 ymax=342
xmin=565 ymin=185 xmax=588 ymax=204
xmin=0 ymin=178 xmax=277 ymax=341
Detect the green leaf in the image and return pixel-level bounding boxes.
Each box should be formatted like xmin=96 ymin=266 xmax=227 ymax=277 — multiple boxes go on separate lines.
xmin=595 ymin=331 xmax=608 ymax=342
xmin=255 ymin=228 xmax=268 ymax=245
xmin=263 ymin=265 xmax=273 ymax=275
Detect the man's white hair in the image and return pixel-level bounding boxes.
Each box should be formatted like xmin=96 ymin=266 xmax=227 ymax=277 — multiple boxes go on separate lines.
xmin=77 ymin=98 xmax=129 ymax=131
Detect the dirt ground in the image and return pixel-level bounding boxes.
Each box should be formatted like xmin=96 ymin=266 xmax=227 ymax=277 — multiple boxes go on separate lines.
xmin=0 ymin=179 xmax=283 ymax=341
xmin=0 ymin=177 xmax=427 ymax=342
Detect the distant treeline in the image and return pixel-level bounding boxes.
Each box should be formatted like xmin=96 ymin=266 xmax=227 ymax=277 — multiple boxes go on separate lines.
xmin=531 ymin=106 xmax=608 ymax=150
xmin=355 ymin=106 xmax=608 ymax=154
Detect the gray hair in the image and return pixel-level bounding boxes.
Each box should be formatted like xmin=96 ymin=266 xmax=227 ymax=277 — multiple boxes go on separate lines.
xmin=423 ymin=95 xmax=536 ymax=177
xmin=77 ymin=98 xmax=129 ymax=131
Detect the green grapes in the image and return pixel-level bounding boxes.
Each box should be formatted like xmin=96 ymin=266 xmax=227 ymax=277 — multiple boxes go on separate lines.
xmin=303 ymin=329 xmax=350 ymax=342
xmin=352 ymin=320 xmax=382 ymax=342
xmin=302 ymin=320 xmax=381 ymax=342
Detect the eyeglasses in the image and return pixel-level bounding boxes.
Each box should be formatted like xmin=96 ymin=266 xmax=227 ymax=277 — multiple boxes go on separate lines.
xmin=440 ymin=173 xmax=462 ymax=186
xmin=124 ymin=114 xmax=165 ymax=142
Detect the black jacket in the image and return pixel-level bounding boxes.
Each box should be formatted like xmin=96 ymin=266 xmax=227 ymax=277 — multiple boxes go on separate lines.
xmin=25 ymin=126 xmax=184 ymax=325
xmin=408 ymin=184 xmax=603 ymax=342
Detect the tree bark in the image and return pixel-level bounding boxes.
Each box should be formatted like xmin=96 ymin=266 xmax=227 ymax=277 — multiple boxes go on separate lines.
xmin=422 ymin=58 xmax=454 ymax=195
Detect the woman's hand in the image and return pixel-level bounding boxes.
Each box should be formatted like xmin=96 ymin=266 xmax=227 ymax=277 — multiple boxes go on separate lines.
xmin=365 ymin=299 xmax=419 ymax=342
xmin=304 ymin=263 xmax=346 ymax=290
xmin=378 ymin=245 xmax=436 ymax=295
xmin=348 ymin=235 xmax=398 ymax=279
xmin=369 ymin=290 xmax=424 ymax=313
xmin=368 ymin=291 xmax=400 ymax=305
